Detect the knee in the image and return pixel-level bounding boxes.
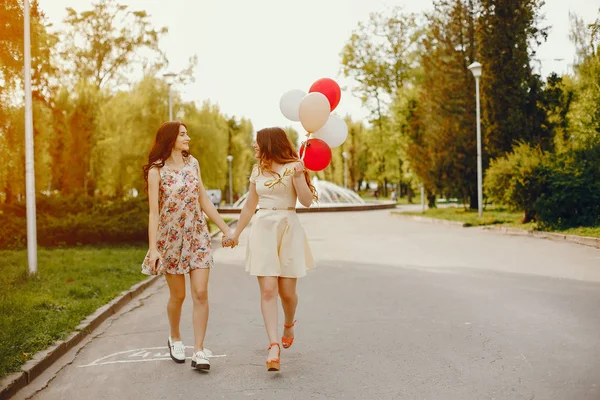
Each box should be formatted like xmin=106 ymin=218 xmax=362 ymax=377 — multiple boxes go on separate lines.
xmin=279 ymin=289 xmax=297 ymax=303
xmin=191 ymin=288 xmax=208 ymax=304
xmin=261 ymin=287 xmax=278 ymax=302
xmin=170 ymin=291 xmax=185 ymax=304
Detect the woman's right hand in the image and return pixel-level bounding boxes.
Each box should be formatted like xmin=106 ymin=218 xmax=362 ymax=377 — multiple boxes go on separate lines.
xmin=148 ymin=248 xmax=163 ymax=274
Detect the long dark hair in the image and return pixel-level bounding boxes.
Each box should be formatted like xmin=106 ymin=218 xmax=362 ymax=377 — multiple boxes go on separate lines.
xmin=143 ymin=121 xmax=189 ymax=192
xmin=256 ymin=127 xmax=317 ymax=200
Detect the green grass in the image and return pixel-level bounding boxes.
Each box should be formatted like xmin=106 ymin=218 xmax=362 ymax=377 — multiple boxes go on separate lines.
xmin=399 ymin=207 xmax=600 ymax=238
xmin=0 ymin=219 xmax=232 ymax=379
xmin=401 ymin=206 xmax=524 ymax=227
xmin=559 ymin=226 xmax=600 ymax=238
xmin=0 ymin=245 xmax=148 ymax=378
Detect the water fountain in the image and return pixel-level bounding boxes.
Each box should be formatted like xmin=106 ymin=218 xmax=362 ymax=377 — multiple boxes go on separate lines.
xmin=219 ymin=177 xmax=396 ymax=213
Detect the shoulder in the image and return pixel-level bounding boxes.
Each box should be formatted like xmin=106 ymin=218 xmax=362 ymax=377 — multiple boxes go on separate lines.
xmin=249 ymin=164 xmax=260 ymax=183
xmin=148 ymin=167 xmax=160 ymax=180
xmin=187 ymin=154 xmax=198 ymax=165
xmin=187 ymin=155 xmax=200 ymax=169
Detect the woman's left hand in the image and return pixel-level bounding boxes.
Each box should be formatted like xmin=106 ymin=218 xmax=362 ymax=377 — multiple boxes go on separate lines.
xmin=291 ymin=161 xmax=305 ymax=177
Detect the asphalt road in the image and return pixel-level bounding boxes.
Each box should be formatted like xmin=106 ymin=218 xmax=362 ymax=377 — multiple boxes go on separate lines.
xmin=17 ymin=210 xmax=600 ymax=400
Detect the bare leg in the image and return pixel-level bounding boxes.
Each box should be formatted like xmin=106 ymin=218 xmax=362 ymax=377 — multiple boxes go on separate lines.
xmin=189 ymin=268 xmax=210 ymax=352
xmin=278 ymin=277 xmax=298 ymax=341
xmin=165 ymin=274 xmax=186 ymax=341
xmin=258 ymin=276 xmax=280 ymax=360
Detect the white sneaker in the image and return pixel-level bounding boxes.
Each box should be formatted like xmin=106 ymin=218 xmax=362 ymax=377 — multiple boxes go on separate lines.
xmin=191 ymin=350 xmax=210 ymax=370
xmin=168 ymin=337 xmax=186 ymax=364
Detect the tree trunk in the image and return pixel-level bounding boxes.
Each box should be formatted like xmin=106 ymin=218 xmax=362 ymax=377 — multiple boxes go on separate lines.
xmin=427 ymin=192 xmax=437 ymax=208
xmin=469 ymin=192 xmax=478 ymax=210
xmin=383 ymin=177 xmax=388 ymax=198
xmin=522 ymin=209 xmax=536 ymax=223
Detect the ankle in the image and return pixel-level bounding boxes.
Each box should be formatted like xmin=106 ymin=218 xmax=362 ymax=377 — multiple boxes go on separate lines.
xmin=170 ymin=334 xmax=181 ymax=342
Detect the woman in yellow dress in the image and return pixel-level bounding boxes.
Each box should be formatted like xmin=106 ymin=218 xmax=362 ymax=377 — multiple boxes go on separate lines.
xmin=226 ymin=127 xmax=317 ymax=371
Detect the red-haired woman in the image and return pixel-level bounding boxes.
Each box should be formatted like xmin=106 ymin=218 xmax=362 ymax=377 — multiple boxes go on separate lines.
xmin=225 ymin=127 xmax=317 ymax=372
xmin=141 ymin=121 xmax=233 ymax=371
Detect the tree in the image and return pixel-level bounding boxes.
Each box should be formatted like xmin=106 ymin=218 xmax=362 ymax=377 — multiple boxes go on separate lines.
xmin=340 ymin=7 xmax=420 ymax=196
xmin=59 ymin=0 xmax=167 ymax=90
xmin=0 ymin=0 xmax=56 ymax=203
xmin=478 ymin=0 xmax=549 ymax=160
xmin=565 ymin=11 xmax=600 ymax=148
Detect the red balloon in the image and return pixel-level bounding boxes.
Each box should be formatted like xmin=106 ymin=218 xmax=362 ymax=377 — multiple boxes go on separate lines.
xmin=299 ymin=138 xmax=332 ymax=172
xmin=309 ymin=78 xmax=341 ymax=111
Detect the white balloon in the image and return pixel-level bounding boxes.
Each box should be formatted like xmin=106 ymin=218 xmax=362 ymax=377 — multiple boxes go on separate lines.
xmin=313 ymin=115 xmax=348 ymax=148
xmin=279 ymin=89 xmax=306 ymax=121
xmin=298 ymin=92 xmax=330 ymax=133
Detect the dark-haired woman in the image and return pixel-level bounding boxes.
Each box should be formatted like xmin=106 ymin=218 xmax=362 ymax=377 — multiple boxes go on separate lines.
xmin=141 ymin=121 xmax=233 ymax=371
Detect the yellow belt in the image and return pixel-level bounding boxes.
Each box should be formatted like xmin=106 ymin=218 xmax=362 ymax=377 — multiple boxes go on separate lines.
xmin=259 ymin=207 xmax=296 ymax=211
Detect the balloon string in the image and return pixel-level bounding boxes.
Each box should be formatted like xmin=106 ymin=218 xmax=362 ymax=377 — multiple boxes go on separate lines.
xmin=299 ymin=133 xmax=311 ymax=161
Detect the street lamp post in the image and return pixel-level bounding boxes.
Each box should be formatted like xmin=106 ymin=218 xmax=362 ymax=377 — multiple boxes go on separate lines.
xmin=24 ymin=0 xmax=37 ymax=274
xmin=468 ymin=61 xmax=483 ymax=217
xmin=163 ymin=72 xmax=177 ymax=120
xmin=227 ymin=155 xmax=233 ymax=205
xmin=342 ymin=151 xmax=348 ymax=189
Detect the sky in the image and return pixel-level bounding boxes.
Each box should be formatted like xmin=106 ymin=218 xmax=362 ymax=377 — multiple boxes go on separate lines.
xmin=40 ymin=0 xmax=600 ymax=133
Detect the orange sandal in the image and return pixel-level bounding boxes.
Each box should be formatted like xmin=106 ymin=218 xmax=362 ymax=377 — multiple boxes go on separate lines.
xmin=266 ymin=342 xmax=280 ymax=371
xmin=282 ymin=320 xmax=297 ymax=349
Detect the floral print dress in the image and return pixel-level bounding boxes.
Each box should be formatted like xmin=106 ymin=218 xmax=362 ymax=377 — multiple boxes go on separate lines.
xmin=141 ymin=155 xmax=213 ymax=275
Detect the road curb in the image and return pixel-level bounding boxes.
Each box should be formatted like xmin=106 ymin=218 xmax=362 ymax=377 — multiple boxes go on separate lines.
xmin=0 ymin=223 xmax=235 ymax=400
xmin=481 ymin=225 xmax=600 ymax=249
xmin=393 ymin=212 xmax=599 ymax=250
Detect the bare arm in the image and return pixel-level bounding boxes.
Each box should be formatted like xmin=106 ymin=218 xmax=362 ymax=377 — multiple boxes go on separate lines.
xmin=147 ymin=168 xmax=163 ymax=272
xmin=196 ymin=171 xmax=233 ymax=236
xmin=291 ymin=162 xmax=314 ymax=207
xmin=148 ymin=168 xmax=160 ymax=250
xmin=233 ymin=183 xmax=259 ymax=241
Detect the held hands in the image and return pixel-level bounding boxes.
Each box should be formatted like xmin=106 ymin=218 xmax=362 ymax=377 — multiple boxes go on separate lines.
xmin=221 ymin=229 xmax=239 ymax=249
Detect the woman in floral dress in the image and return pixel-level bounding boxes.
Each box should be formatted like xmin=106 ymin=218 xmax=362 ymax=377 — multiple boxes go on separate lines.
xmin=142 ymin=121 xmax=233 ymax=370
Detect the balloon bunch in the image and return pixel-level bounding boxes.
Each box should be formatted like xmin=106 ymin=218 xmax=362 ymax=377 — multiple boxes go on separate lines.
xmin=279 ymin=78 xmax=348 ymax=171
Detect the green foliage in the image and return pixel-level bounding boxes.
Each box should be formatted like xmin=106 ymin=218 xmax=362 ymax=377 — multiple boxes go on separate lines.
xmin=478 ymin=0 xmax=550 ymax=159
xmin=565 ymin=12 xmax=600 ymax=149
xmin=484 ymin=142 xmax=547 ymax=221
xmin=340 ymin=7 xmax=419 ymax=195
xmin=406 ymin=0 xmax=478 ymax=207
xmin=532 ymin=146 xmax=600 ymax=228
xmin=60 ymin=0 xmax=167 ymax=89
xmin=486 ymin=142 xmax=600 ymax=228
xmin=0 ymin=195 xmax=148 ymax=249
xmin=0 ymin=0 xmax=256 ymax=205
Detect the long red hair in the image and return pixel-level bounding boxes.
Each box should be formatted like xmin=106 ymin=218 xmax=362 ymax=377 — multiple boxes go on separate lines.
xmin=142 ymin=121 xmax=189 ymax=192
xmin=256 ymin=127 xmax=317 ymax=200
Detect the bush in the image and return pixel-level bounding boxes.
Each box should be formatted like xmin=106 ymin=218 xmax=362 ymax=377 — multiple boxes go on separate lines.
xmin=532 ymin=146 xmax=600 ymax=229
xmin=0 ymin=195 xmax=149 ymax=249
xmin=484 ymin=142 xmax=547 ymax=222
xmin=485 ymin=142 xmax=600 ymax=228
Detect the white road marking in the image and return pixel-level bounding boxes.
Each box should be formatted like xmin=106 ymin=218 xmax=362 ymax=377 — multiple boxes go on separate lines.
xmin=79 ymin=347 xmax=226 ymax=368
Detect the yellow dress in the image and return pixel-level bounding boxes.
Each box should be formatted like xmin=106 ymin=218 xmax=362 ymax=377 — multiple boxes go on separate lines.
xmin=245 ymin=164 xmax=315 ymax=278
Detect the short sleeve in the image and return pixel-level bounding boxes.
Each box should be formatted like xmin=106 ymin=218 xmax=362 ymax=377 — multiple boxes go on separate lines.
xmin=249 ymin=165 xmax=258 ymax=184
xmin=190 ymin=155 xmax=200 ymax=176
